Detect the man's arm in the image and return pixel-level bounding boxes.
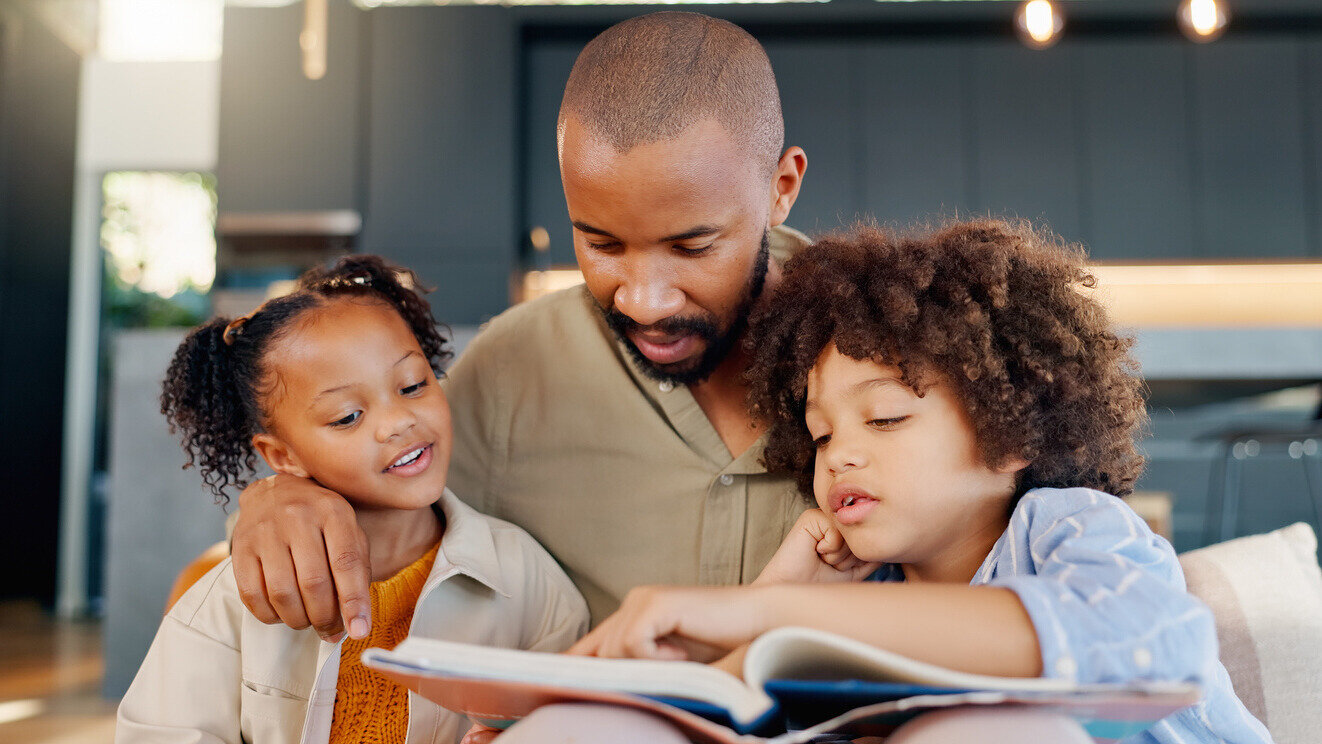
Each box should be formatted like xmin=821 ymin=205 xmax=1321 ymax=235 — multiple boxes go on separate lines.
xmin=229 ymin=474 xmax=371 ymax=641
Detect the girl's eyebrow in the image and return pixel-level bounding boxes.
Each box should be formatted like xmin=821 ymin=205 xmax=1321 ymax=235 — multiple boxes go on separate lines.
xmin=309 ymin=351 xmax=421 ymax=406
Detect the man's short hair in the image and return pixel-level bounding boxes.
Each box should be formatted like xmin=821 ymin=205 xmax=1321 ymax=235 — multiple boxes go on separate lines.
xmin=558 ymin=12 xmax=785 ymax=176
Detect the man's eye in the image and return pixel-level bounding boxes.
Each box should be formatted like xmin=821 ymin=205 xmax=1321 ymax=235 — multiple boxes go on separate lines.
xmin=586 ymin=241 xmax=619 ymax=252
xmin=330 ymin=411 xmax=361 ymax=428
xmin=676 ymin=243 xmax=714 ymax=256
xmin=401 ymin=381 xmax=427 ymax=395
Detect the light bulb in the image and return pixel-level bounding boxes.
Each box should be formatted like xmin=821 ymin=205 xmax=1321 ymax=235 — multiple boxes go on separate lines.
xmin=1015 ymin=0 xmax=1064 ymax=50
xmin=1179 ymin=0 xmax=1230 ymax=42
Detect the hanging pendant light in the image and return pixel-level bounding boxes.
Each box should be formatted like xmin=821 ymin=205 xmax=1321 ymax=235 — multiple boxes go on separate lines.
xmin=1015 ymin=0 xmax=1065 ymax=50
xmin=1178 ymin=0 xmax=1230 ymax=42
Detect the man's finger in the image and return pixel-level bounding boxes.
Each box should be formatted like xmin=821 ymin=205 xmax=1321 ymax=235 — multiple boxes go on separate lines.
xmin=262 ymin=546 xmax=312 ymax=630
xmin=325 ymin=516 xmax=372 ymax=639
xmin=231 ymin=549 xmax=279 ymax=624
xmin=289 ymin=530 xmax=345 ymax=641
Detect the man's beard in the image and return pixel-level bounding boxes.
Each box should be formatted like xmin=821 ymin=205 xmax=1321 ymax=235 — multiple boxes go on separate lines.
xmin=604 ymin=229 xmax=771 ymax=387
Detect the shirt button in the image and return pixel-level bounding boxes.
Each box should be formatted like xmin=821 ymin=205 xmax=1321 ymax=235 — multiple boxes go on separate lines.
xmin=1054 ymin=657 xmax=1078 ymax=678
xmin=1133 ymin=647 xmax=1152 ymax=670
xmin=658 ymin=381 xmax=674 ymax=393
xmin=719 ymin=474 xmax=734 ymax=486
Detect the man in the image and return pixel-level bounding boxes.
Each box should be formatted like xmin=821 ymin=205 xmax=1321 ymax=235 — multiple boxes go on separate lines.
xmin=230 ymin=11 xmax=811 ymax=641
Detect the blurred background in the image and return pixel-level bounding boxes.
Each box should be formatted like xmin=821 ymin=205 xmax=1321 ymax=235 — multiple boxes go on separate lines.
xmin=1 ymin=0 xmax=1320 ymax=740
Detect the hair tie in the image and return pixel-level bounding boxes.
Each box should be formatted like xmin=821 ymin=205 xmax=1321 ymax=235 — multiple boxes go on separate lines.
xmin=326 ymin=271 xmax=373 ymax=290
xmin=222 ymin=315 xmax=251 ymax=346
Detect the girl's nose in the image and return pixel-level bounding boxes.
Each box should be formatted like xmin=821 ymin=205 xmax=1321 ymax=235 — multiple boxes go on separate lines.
xmin=375 ymin=401 xmax=418 ymax=442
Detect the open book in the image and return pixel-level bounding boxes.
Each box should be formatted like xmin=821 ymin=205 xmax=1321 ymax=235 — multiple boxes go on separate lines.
xmin=362 ymin=626 xmax=1200 ymax=744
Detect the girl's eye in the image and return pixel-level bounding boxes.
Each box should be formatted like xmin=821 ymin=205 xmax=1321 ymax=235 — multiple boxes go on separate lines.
xmin=401 ymin=380 xmax=427 ymax=395
xmin=330 ymin=411 xmax=361 ymax=428
xmin=869 ymin=416 xmax=909 ymax=429
xmin=811 ymin=434 xmax=831 ymax=450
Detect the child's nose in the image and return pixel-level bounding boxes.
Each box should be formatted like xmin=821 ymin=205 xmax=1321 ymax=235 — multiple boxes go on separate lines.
xmin=375 ymin=401 xmax=418 ymax=442
xmin=823 ymin=439 xmax=865 ymax=475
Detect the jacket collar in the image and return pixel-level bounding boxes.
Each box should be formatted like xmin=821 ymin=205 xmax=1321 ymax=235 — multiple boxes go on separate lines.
xmin=423 ymin=489 xmax=512 ymax=598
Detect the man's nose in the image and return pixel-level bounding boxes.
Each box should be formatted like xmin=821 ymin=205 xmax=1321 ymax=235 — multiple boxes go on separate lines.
xmin=613 ymin=260 xmax=685 ymax=328
xmin=375 ymin=399 xmax=418 ymax=443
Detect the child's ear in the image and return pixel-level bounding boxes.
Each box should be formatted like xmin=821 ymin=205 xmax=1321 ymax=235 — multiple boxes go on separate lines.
xmin=995 ymin=454 xmax=1032 ymax=475
xmin=251 ymin=433 xmax=310 ymax=479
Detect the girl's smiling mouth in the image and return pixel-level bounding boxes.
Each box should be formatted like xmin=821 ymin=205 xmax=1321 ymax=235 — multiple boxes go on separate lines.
xmin=383 ymin=442 xmax=433 ymax=476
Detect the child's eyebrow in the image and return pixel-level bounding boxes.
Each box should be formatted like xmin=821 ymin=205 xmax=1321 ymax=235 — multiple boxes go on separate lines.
xmin=849 ymin=377 xmax=908 ymax=397
xmin=803 ymin=377 xmax=908 ymax=414
xmin=308 ymin=351 xmax=421 ymax=407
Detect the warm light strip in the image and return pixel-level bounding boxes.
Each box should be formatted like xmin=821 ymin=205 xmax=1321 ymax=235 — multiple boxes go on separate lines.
xmin=521 ymin=262 xmax=1322 ymax=329
xmin=0 ymin=699 xmax=45 ymax=726
xmin=1087 ymin=262 xmax=1322 ymax=329
xmin=522 ymin=269 xmax=587 ymax=302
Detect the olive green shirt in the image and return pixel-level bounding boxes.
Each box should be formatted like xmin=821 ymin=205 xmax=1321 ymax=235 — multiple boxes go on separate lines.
xmin=441 ymin=226 xmax=811 ymax=623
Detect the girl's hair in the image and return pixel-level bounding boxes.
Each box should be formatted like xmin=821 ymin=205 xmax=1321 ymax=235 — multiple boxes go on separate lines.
xmin=160 ymin=255 xmax=452 ymax=503
xmin=746 ymin=219 xmax=1148 ymax=500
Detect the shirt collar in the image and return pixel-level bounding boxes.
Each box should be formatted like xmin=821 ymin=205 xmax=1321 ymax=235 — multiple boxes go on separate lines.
xmin=604 ymin=224 xmax=812 ymax=471
xmin=423 ymin=489 xmax=512 ymax=598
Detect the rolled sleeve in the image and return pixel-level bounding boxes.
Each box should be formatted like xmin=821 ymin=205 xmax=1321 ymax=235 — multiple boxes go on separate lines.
xmin=989 ymin=489 xmax=1218 ymax=687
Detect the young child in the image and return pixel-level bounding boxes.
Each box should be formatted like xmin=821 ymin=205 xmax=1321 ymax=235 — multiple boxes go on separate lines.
xmin=117 ymin=255 xmax=589 ymax=744
xmin=572 ymin=221 xmax=1272 ymax=743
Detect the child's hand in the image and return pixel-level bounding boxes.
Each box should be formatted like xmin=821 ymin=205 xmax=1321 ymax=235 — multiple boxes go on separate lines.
xmin=754 ymin=509 xmax=881 ymax=585
xmin=460 ymin=722 xmax=501 ymax=744
xmin=568 ymin=585 xmax=769 ymax=663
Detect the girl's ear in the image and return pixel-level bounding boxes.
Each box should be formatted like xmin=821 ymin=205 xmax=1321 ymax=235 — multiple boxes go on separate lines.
xmin=252 ymin=433 xmax=310 ymax=479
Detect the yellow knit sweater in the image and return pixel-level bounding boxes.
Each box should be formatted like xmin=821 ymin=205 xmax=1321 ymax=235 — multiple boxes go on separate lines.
xmin=328 ymin=542 xmax=440 ymax=744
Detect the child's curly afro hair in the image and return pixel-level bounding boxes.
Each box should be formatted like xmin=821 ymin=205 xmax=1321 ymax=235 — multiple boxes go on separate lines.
xmin=746 ymin=219 xmax=1148 ymax=501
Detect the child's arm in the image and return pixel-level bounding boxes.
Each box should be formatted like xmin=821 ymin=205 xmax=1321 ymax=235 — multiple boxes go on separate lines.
xmin=753 ymin=509 xmax=882 ymax=586
xmin=569 ymin=582 xmax=1043 ymax=678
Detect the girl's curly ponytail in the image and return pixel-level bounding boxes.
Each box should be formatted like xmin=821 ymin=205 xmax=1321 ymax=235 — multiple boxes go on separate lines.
xmin=160 ymin=317 xmax=261 ymax=504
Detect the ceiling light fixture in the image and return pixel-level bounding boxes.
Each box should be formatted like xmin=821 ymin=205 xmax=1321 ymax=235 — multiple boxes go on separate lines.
xmin=1178 ymin=0 xmax=1230 ymax=42
xmin=1015 ymin=0 xmax=1064 ymax=50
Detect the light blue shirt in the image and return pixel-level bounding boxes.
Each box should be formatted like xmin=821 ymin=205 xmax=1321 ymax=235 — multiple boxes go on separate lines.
xmin=868 ymin=487 xmax=1272 ymax=743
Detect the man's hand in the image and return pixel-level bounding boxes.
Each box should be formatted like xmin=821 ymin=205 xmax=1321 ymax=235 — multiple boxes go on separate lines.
xmin=753 ymin=509 xmax=880 ymax=586
xmin=229 ymin=473 xmax=371 ymax=641
xmin=568 ymin=585 xmax=769 ymax=663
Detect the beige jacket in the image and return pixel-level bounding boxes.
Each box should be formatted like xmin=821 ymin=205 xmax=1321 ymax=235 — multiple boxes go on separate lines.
xmin=116 ymin=490 xmax=589 ymax=744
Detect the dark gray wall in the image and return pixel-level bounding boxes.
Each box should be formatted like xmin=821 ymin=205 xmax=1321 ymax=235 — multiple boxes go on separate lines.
xmin=219 ymin=0 xmax=1322 ymax=325
xmin=0 ymin=7 xmax=80 ymax=603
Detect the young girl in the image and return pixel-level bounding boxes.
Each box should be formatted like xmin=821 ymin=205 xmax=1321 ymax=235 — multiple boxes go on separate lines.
xmin=117 ymin=255 xmax=588 ymax=744
xmin=572 ymin=221 xmax=1272 ymax=743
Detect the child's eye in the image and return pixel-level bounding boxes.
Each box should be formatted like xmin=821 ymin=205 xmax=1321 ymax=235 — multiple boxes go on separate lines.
xmin=868 ymin=416 xmax=909 ymax=429
xmin=330 ymin=411 xmax=361 ymax=428
xmin=401 ymin=380 xmax=427 ymax=395
xmin=811 ymin=434 xmax=831 ymax=450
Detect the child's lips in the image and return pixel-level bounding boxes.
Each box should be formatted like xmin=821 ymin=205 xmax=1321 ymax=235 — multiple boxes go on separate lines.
xmin=383 ymin=443 xmax=433 ymax=476
xmin=828 ymin=484 xmax=879 ymax=526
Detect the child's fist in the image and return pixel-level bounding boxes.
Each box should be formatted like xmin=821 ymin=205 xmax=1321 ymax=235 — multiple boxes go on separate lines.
xmin=755 ymin=509 xmax=881 ymax=585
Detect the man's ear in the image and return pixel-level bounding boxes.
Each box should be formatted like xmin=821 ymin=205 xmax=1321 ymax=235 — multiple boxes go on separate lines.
xmin=767 ymin=146 xmax=807 ymax=228
xmin=252 ymin=433 xmax=310 ymax=479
